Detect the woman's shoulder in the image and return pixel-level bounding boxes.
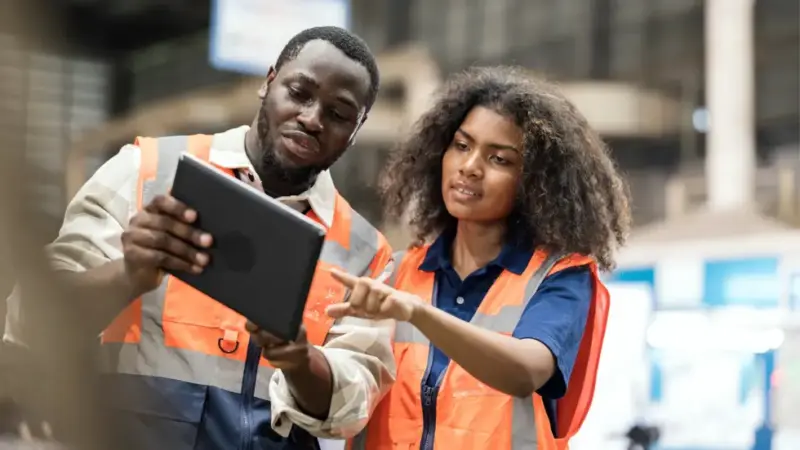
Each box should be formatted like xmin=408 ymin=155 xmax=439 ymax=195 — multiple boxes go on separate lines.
xmin=539 ymin=250 xmax=595 ymax=277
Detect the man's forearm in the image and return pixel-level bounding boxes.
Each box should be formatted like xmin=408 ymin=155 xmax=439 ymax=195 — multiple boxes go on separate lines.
xmin=282 ymin=347 xmax=333 ymax=420
xmin=56 ymin=259 xmax=138 ymax=335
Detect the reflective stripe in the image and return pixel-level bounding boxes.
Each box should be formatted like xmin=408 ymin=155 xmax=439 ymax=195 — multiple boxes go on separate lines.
xmin=521 ymin=252 xmax=563 ymax=308
xmin=253 ymin=366 xmax=274 ymax=401
xmin=348 ymin=211 xmax=380 ymax=276
xmin=387 ymin=250 xmax=407 ymax=287
xmin=142 ymin=135 xmax=186 ymax=205
xmin=512 ymin=397 xmax=537 ymax=449
xmin=104 ymin=135 xmax=385 ymax=405
xmin=325 ymin=209 xmax=379 ymax=276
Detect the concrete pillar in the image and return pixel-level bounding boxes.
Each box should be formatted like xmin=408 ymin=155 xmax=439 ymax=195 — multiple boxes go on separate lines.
xmin=704 ymin=0 xmax=756 ymax=210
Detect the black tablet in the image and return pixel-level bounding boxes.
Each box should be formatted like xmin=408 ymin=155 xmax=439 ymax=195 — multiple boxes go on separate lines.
xmin=168 ymin=153 xmax=326 ymax=341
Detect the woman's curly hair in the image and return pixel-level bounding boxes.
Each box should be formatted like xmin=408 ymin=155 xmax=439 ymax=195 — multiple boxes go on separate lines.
xmin=380 ymin=66 xmax=631 ymax=271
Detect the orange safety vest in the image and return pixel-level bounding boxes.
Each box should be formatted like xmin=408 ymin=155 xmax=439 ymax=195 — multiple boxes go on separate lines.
xmin=100 ymin=133 xmax=392 ymax=402
xmin=348 ymin=245 xmax=609 ymax=450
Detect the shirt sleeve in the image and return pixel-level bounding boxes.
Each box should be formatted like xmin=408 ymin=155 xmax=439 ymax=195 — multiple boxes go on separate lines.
xmin=511 ymin=265 xmax=593 ymax=399
xmin=3 ymin=145 xmax=140 ymax=346
xmin=269 ymin=247 xmax=397 ymax=439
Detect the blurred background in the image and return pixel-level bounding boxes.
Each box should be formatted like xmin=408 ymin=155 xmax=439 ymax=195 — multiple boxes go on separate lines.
xmin=0 ymin=0 xmax=797 ymax=449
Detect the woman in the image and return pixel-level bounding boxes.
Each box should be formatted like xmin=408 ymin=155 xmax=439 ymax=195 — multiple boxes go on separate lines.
xmin=327 ymin=66 xmax=631 ymax=449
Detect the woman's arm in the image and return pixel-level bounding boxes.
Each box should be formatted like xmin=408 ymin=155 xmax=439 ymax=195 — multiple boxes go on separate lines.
xmin=410 ymin=303 xmax=554 ymax=397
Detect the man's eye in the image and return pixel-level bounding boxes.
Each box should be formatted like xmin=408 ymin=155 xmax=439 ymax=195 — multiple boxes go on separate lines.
xmin=288 ymin=87 xmax=307 ymax=100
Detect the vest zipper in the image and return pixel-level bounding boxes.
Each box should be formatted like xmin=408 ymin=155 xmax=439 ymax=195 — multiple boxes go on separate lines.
xmin=421 ymin=367 xmax=449 ymax=450
xmin=240 ymin=337 xmax=261 ymax=450
xmin=419 ymin=282 xmax=443 ymax=450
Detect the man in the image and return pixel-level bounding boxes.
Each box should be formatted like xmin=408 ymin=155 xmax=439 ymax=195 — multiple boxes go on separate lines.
xmin=4 ymin=27 xmax=396 ymax=450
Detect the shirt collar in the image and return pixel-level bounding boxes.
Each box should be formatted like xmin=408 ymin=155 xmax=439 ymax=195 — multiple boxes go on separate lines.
xmin=419 ymin=228 xmax=533 ymax=275
xmin=208 ymin=125 xmax=337 ymax=228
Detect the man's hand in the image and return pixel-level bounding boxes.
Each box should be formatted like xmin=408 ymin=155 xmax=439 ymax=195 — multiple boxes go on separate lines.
xmin=246 ymin=322 xmax=332 ymax=419
xmin=121 ymin=194 xmax=213 ymax=295
xmin=325 ymin=268 xmax=423 ymax=322
xmin=245 ymin=322 xmax=312 ymax=372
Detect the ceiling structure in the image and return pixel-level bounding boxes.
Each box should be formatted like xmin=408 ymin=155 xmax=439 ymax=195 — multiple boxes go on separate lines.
xmin=56 ymin=0 xmax=211 ymax=53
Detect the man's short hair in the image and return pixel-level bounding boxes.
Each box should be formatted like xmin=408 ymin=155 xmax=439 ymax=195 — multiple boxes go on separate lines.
xmin=275 ymin=26 xmax=380 ymax=111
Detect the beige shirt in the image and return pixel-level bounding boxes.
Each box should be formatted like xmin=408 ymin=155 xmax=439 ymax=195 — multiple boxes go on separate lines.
xmin=3 ymin=126 xmax=395 ymax=440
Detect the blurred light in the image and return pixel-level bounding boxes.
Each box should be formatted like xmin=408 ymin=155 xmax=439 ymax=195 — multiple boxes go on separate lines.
xmin=646 ymin=311 xmax=784 ymax=353
xmin=692 ymin=107 xmax=709 ymax=133
xmin=771 ymin=368 xmax=782 ymax=388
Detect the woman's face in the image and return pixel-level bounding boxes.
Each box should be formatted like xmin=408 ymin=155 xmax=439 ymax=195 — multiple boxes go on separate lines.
xmin=441 ymin=106 xmax=524 ymax=224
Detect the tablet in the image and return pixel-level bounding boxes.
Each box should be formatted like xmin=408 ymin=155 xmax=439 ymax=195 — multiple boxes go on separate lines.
xmin=168 ymin=153 xmax=326 ymax=341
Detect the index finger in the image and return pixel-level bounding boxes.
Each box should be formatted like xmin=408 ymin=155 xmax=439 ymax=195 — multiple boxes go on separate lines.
xmin=329 ymin=268 xmax=358 ymax=288
xmin=146 ymin=194 xmax=196 ymax=223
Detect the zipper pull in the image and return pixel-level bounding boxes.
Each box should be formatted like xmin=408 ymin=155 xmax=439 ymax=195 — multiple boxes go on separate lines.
xmin=422 ymin=386 xmax=433 ymax=407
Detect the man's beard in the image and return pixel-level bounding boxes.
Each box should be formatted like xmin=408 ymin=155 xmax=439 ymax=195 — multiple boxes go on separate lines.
xmin=255 ymin=102 xmax=328 ymax=193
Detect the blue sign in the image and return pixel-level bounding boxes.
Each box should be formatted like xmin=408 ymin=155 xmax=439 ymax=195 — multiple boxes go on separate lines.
xmin=702 ymin=257 xmax=780 ymax=308
xmin=612 ymin=257 xmax=782 ymax=310
xmin=607 ymin=266 xmax=656 ymax=287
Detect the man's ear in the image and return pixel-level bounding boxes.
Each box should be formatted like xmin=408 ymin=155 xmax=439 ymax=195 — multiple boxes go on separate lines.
xmin=347 ymin=113 xmax=368 ymax=147
xmin=258 ymin=67 xmax=277 ymax=99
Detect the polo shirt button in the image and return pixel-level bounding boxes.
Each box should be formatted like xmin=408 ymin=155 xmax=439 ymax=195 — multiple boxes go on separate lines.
xmin=456 ymin=296 xmax=465 ymax=305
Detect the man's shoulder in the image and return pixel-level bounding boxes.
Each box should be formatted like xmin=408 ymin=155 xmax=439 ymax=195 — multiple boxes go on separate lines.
xmin=86 ymin=144 xmax=143 ymax=187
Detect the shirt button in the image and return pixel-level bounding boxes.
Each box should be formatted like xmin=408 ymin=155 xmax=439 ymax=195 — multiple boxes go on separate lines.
xmin=456 ymin=296 xmax=465 ymax=305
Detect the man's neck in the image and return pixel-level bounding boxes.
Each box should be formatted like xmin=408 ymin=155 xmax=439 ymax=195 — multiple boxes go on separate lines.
xmin=259 ymin=166 xmax=316 ymax=198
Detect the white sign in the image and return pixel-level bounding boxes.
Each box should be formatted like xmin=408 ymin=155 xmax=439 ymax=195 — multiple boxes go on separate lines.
xmin=655 ymin=257 xmax=704 ymax=308
xmin=209 ymin=0 xmax=350 ymax=75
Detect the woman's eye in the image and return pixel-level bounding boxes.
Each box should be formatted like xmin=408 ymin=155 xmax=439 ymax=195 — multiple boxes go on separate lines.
xmin=490 ymin=155 xmax=508 ymax=164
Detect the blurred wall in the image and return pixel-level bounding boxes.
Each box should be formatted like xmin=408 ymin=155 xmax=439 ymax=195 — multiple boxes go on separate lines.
xmin=42 ymin=0 xmax=799 ymax=242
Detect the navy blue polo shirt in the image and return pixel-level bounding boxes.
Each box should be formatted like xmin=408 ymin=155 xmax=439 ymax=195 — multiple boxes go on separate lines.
xmin=419 ymin=231 xmax=593 ymax=436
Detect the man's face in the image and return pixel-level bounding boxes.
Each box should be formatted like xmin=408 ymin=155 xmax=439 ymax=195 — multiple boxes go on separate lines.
xmin=254 ymin=39 xmax=371 ymax=185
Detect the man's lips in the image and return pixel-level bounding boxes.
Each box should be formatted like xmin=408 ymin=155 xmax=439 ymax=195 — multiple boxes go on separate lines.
xmin=282 ymin=130 xmax=319 ymax=154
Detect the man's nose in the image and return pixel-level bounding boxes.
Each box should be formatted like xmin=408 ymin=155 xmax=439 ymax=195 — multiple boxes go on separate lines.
xmin=297 ymin=103 xmax=323 ymax=133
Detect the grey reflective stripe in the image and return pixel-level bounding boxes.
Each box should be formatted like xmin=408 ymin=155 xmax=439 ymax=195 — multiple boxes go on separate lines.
xmin=319 ymin=240 xmax=350 ymax=271
xmin=345 ymin=210 xmax=381 ymax=276
xmin=254 ymin=365 xmax=275 ymax=400
xmin=142 ymin=135 xmax=187 ymax=204
xmin=512 ymin=397 xmax=538 ymax=449
xmin=387 ymin=250 xmax=407 ymax=288
xmin=522 ymin=252 xmax=564 ymax=309
xmin=316 ymin=210 xmax=379 ymax=277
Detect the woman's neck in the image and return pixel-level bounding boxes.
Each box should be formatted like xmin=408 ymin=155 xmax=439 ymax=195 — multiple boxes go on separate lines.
xmin=450 ymin=220 xmax=506 ymax=279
